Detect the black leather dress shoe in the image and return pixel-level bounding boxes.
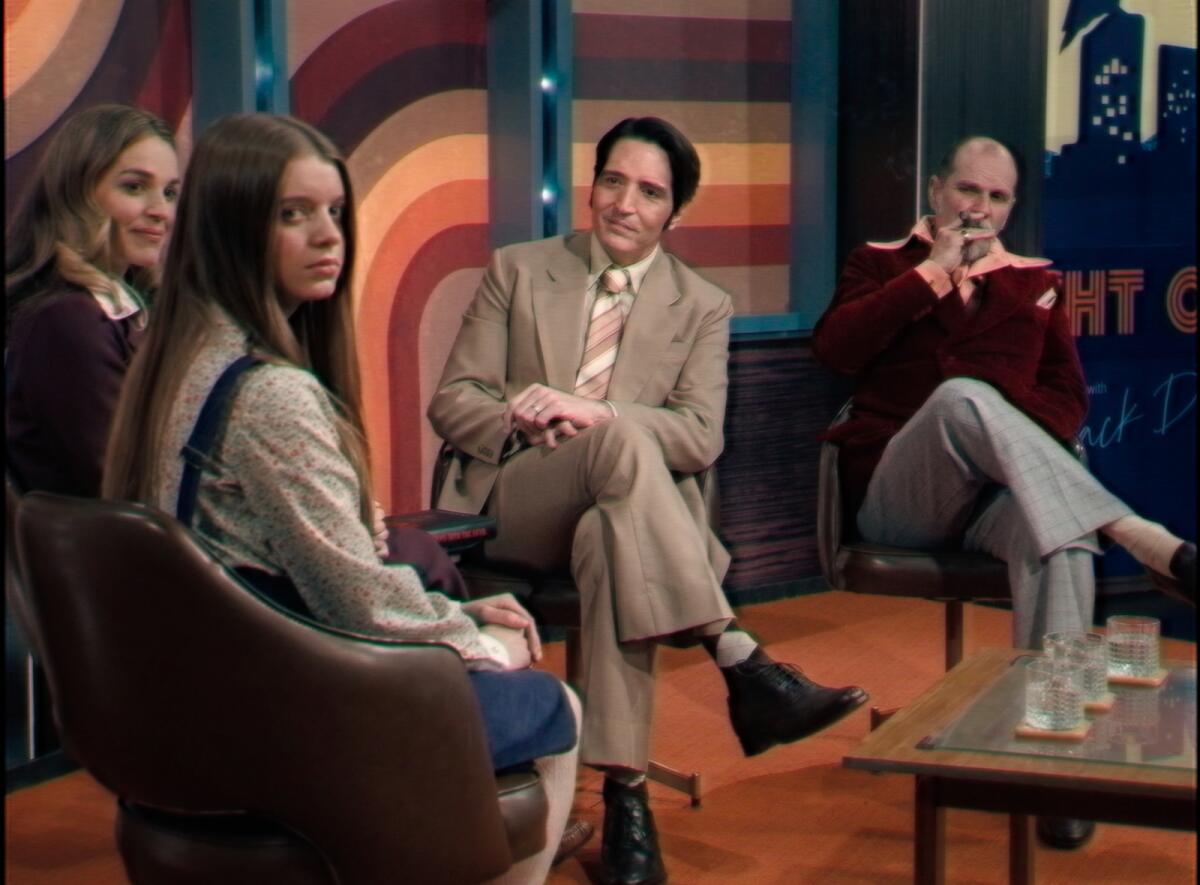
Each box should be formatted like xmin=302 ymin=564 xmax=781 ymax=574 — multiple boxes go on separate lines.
xmin=1036 ymin=816 xmax=1096 ymax=850
xmin=1150 ymin=541 xmax=1196 ymax=606
xmin=599 ymin=778 xmax=667 ymax=885
xmin=723 ymin=650 xmax=869 ymax=757
xmin=552 ymin=817 xmax=595 ymax=866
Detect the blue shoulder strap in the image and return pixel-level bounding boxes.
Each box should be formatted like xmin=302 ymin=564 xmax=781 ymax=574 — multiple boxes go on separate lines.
xmin=176 ymin=355 xmax=262 ymax=527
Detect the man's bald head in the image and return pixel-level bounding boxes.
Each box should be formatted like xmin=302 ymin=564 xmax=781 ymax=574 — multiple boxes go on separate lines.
xmin=935 ymin=136 xmax=1018 ymax=184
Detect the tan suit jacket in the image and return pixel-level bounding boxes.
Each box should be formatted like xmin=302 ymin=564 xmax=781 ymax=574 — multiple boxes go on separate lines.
xmin=428 ymin=232 xmax=733 ymax=577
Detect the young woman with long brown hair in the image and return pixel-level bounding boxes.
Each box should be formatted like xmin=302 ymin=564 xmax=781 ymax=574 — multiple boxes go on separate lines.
xmin=103 ymin=113 xmax=579 ymax=884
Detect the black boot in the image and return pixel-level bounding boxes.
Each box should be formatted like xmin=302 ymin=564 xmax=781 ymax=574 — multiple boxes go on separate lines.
xmin=599 ymin=778 xmax=667 ymax=885
xmin=1149 ymin=541 xmax=1196 ymax=606
xmin=723 ymin=649 xmax=868 ymax=757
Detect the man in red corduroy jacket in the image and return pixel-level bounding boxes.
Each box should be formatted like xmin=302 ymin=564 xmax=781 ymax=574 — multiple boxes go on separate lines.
xmin=814 ymin=134 xmax=1195 ymax=852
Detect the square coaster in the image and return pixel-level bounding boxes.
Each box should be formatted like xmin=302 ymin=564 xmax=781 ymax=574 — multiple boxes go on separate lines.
xmin=1084 ymin=692 xmax=1116 ymax=713
xmin=1107 ymin=668 xmax=1169 ymax=687
xmin=1015 ymin=720 xmax=1093 ymax=741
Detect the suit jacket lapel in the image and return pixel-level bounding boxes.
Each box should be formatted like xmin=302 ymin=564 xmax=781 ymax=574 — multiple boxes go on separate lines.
xmin=608 ymin=252 xmax=680 ymax=402
xmin=532 ymin=234 xmax=591 ymax=391
xmin=954 ymin=269 xmax=1024 ymax=340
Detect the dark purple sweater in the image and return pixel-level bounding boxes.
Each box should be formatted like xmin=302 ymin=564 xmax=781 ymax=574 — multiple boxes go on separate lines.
xmin=6 ymin=286 xmax=144 ymax=496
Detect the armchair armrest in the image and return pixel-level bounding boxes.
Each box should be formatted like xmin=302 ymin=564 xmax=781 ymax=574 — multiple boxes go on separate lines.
xmin=384 ymin=508 xmax=497 ymax=555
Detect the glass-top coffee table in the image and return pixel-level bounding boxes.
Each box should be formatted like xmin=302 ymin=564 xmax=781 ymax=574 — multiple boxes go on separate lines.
xmin=843 ymin=648 xmax=1196 ymax=885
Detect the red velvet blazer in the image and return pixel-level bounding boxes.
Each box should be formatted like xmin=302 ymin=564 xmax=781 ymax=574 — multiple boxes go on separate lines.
xmin=813 ymin=234 xmax=1088 ymax=520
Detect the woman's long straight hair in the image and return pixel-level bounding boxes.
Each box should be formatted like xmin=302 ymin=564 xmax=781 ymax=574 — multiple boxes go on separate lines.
xmin=5 ymin=104 xmax=175 ymax=331
xmin=103 ymin=113 xmax=373 ymax=523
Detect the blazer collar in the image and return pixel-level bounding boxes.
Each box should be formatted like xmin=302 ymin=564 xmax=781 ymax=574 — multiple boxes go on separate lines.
xmin=871 ymin=216 xmax=1053 ymax=277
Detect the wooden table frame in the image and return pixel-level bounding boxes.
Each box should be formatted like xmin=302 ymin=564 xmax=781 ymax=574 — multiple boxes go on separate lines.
xmin=844 ymin=649 xmax=1196 ymax=884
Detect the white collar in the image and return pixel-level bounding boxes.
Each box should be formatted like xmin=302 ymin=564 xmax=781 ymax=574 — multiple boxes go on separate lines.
xmin=588 ymin=233 xmax=660 ymax=294
xmin=868 ymin=216 xmax=1052 ymax=273
xmin=90 ymin=278 xmax=146 ymax=322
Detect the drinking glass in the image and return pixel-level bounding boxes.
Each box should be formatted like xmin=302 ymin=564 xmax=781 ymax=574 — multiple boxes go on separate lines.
xmin=1024 ymin=658 xmax=1085 ymax=731
xmin=1106 ymin=615 xmax=1160 ymax=679
xmin=1044 ymin=631 xmax=1108 ymax=703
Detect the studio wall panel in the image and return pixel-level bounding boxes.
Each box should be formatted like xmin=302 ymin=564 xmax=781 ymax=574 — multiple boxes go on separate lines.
xmin=571 ymin=1 xmax=793 ymax=317
xmin=289 ymin=0 xmax=490 ymax=512
xmin=4 ymin=0 xmax=193 ymax=224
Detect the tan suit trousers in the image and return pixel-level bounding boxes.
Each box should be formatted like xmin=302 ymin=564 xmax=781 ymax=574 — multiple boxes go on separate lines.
xmin=483 ymin=416 xmax=733 ymax=771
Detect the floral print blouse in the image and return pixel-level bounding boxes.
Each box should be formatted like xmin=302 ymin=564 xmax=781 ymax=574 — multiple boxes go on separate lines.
xmin=153 ymin=307 xmax=505 ymax=668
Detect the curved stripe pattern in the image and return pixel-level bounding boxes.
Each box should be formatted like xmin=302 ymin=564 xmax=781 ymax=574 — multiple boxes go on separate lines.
xmin=4 ymin=0 xmax=87 ymax=96
xmin=572 ymin=7 xmax=792 ymax=318
xmin=4 ymin=0 xmax=192 ymax=221
xmin=292 ymin=0 xmax=489 ymax=511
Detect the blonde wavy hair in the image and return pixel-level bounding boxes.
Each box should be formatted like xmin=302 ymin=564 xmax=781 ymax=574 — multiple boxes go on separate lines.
xmin=103 ymin=113 xmax=374 ymax=525
xmin=5 ymin=104 xmax=175 ymax=325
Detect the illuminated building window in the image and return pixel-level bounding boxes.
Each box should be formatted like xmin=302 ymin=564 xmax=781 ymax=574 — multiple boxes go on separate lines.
xmin=1093 ymin=115 xmax=1102 ymax=125
xmin=1118 ymin=154 xmax=1126 ymax=164
xmin=1101 ymin=94 xmax=1109 ymax=104
xmin=1124 ymin=131 xmax=1133 ymax=140
xmin=1109 ymin=125 xmax=1118 ymax=135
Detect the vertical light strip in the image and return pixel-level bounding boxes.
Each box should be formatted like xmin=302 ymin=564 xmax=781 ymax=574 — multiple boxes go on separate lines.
xmin=253 ymin=0 xmax=275 ymax=112
xmin=915 ymin=0 xmax=926 ymax=219
xmin=25 ymin=655 xmax=35 ymax=761
xmin=540 ymin=0 xmax=560 ymax=235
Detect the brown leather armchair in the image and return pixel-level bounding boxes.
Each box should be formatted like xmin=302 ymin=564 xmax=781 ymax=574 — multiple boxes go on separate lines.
xmin=13 ymin=491 xmax=548 ymax=885
xmin=6 ymin=470 xmax=59 ymax=760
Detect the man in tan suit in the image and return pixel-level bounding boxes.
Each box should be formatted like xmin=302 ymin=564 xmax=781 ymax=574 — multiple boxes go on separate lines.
xmin=430 ymin=117 xmax=866 ymax=885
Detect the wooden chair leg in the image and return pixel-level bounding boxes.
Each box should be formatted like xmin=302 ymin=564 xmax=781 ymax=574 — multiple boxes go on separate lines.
xmin=944 ymin=601 xmax=964 ymax=671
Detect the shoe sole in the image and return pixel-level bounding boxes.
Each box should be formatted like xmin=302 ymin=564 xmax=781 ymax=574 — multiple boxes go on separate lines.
xmin=734 ymin=691 xmax=869 ymax=757
xmin=1148 ymin=569 xmax=1195 ymax=606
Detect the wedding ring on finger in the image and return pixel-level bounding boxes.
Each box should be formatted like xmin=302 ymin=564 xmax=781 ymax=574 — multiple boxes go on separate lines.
xmin=532 ymin=403 xmax=545 ymax=414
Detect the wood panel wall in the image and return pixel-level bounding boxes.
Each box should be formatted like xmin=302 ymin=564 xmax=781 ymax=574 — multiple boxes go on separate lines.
xmin=717 ymin=339 xmax=849 ymax=604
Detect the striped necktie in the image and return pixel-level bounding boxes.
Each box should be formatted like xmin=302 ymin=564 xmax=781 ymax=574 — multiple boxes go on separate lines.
xmin=574 ymin=267 xmax=630 ymax=399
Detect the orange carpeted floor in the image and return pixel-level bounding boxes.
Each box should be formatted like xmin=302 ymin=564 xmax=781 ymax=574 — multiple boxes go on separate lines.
xmin=6 ymin=591 xmax=1196 ymax=884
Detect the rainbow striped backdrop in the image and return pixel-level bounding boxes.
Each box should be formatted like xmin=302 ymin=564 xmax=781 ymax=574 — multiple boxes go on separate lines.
xmin=5 ymin=0 xmax=798 ymax=513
